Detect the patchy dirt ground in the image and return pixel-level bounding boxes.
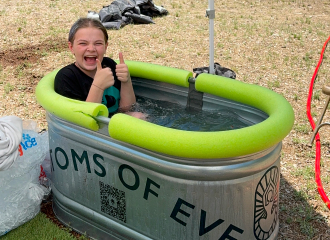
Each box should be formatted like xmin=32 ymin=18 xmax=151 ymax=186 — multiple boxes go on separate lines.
xmin=1 ymin=0 xmax=330 ymax=239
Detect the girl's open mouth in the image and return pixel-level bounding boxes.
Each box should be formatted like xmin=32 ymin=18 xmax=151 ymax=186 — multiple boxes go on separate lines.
xmin=84 ymin=56 xmax=97 ymax=64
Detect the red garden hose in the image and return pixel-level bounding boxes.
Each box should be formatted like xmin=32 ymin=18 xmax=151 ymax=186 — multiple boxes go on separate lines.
xmin=306 ymin=35 xmax=330 ymax=209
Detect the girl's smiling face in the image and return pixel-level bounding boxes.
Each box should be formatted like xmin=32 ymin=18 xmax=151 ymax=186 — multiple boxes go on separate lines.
xmin=69 ymin=27 xmax=108 ymax=77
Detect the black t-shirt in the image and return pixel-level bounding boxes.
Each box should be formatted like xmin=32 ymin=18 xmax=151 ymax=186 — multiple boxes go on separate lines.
xmin=54 ymin=57 xmax=121 ymax=115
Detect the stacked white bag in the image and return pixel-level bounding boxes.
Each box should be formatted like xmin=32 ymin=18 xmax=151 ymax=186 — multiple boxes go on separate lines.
xmin=0 ymin=116 xmax=49 ymax=236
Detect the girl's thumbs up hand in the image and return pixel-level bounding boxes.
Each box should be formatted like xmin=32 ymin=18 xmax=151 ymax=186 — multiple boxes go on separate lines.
xmin=116 ymin=52 xmax=131 ymax=83
xmin=93 ymin=58 xmax=115 ymax=90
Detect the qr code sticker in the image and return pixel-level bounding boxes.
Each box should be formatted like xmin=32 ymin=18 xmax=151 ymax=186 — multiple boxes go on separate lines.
xmin=99 ymin=181 xmax=126 ymax=223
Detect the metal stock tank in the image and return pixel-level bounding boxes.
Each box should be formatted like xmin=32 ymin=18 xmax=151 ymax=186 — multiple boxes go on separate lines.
xmin=36 ymin=61 xmax=294 ymax=240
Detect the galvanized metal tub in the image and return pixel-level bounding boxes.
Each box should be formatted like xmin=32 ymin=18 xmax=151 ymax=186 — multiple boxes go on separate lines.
xmin=37 ymin=61 xmax=294 ymax=240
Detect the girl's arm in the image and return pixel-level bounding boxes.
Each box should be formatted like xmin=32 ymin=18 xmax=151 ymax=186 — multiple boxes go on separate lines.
xmin=116 ymin=53 xmax=136 ymax=111
xmin=119 ymin=76 xmax=136 ymax=111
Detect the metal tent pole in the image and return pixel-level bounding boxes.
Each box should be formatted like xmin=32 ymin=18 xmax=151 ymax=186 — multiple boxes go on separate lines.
xmin=206 ymin=0 xmax=215 ymax=74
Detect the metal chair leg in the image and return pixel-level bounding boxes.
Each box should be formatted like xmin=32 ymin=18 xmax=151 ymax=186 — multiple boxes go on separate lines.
xmin=309 ymin=85 xmax=330 ymax=146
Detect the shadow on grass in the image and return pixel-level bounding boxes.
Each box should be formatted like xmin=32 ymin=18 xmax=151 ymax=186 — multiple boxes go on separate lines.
xmin=278 ymin=174 xmax=330 ymax=240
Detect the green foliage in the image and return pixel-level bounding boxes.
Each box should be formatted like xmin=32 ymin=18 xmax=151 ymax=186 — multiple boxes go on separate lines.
xmin=1 ymin=213 xmax=76 ymax=240
xmin=292 ymin=165 xmax=314 ymax=180
xmin=294 ymin=124 xmax=311 ymax=135
xmin=4 ymin=83 xmax=14 ymax=94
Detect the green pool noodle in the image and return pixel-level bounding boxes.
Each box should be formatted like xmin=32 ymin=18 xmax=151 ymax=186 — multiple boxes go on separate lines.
xmin=35 ymin=70 xmax=108 ymax=131
xmin=115 ymin=60 xmax=192 ymax=87
xmin=109 ymin=71 xmax=294 ymax=159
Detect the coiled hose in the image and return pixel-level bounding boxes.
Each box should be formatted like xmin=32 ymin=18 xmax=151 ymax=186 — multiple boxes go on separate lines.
xmin=306 ymin=36 xmax=330 ymax=209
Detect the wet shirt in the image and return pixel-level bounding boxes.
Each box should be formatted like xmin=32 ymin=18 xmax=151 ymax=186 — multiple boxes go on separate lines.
xmin=54 ymin=57 xmax=121 ymax=116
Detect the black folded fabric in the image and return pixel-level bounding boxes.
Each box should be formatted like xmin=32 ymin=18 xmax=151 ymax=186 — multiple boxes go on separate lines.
xmin=98 ymin=0 xmax=167 ymax=29
xmin=193 ymin=63 xmax=236 ymax=79
xmin=99 ymin=4 xmax=122 ymax=23
xmin=124 ymin=12 xmax=154 ymax=24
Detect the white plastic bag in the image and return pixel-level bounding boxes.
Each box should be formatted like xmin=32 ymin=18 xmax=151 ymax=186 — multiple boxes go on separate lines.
xmin=0 ymin=122 xmax=49 ymax=236
xmin=0 ymin=116 xmax=22 ymax=170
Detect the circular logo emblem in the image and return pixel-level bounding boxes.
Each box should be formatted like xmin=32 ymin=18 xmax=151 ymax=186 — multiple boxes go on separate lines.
xmin=254 ymin=166 xmax=279 ymax=240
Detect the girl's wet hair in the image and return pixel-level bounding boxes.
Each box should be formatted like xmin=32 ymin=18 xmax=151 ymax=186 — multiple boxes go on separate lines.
xmin=68 ymin=18 xmax=108 ymax=44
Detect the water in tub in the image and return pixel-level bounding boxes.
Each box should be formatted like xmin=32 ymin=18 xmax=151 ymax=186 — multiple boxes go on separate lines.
xmin=133 ymin=96 xmax=253 ymax=131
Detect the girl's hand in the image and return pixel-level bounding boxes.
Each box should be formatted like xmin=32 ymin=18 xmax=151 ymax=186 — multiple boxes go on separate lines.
xmin=93 ymin=58 xmax=115 ymax=90
xmin=116 ymin=52 xmax=131 ymax=83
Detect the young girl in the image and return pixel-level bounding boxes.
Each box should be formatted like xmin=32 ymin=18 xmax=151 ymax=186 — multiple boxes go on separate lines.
xmin=55 ymin=18 xmax=143 ymax=118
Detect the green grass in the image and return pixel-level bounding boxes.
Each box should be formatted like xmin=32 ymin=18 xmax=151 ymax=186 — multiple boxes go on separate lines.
xmin=0 ymin=213 xmax=76 ymax=240
xmin=292 ymin=165 xmax=315 ymax=180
